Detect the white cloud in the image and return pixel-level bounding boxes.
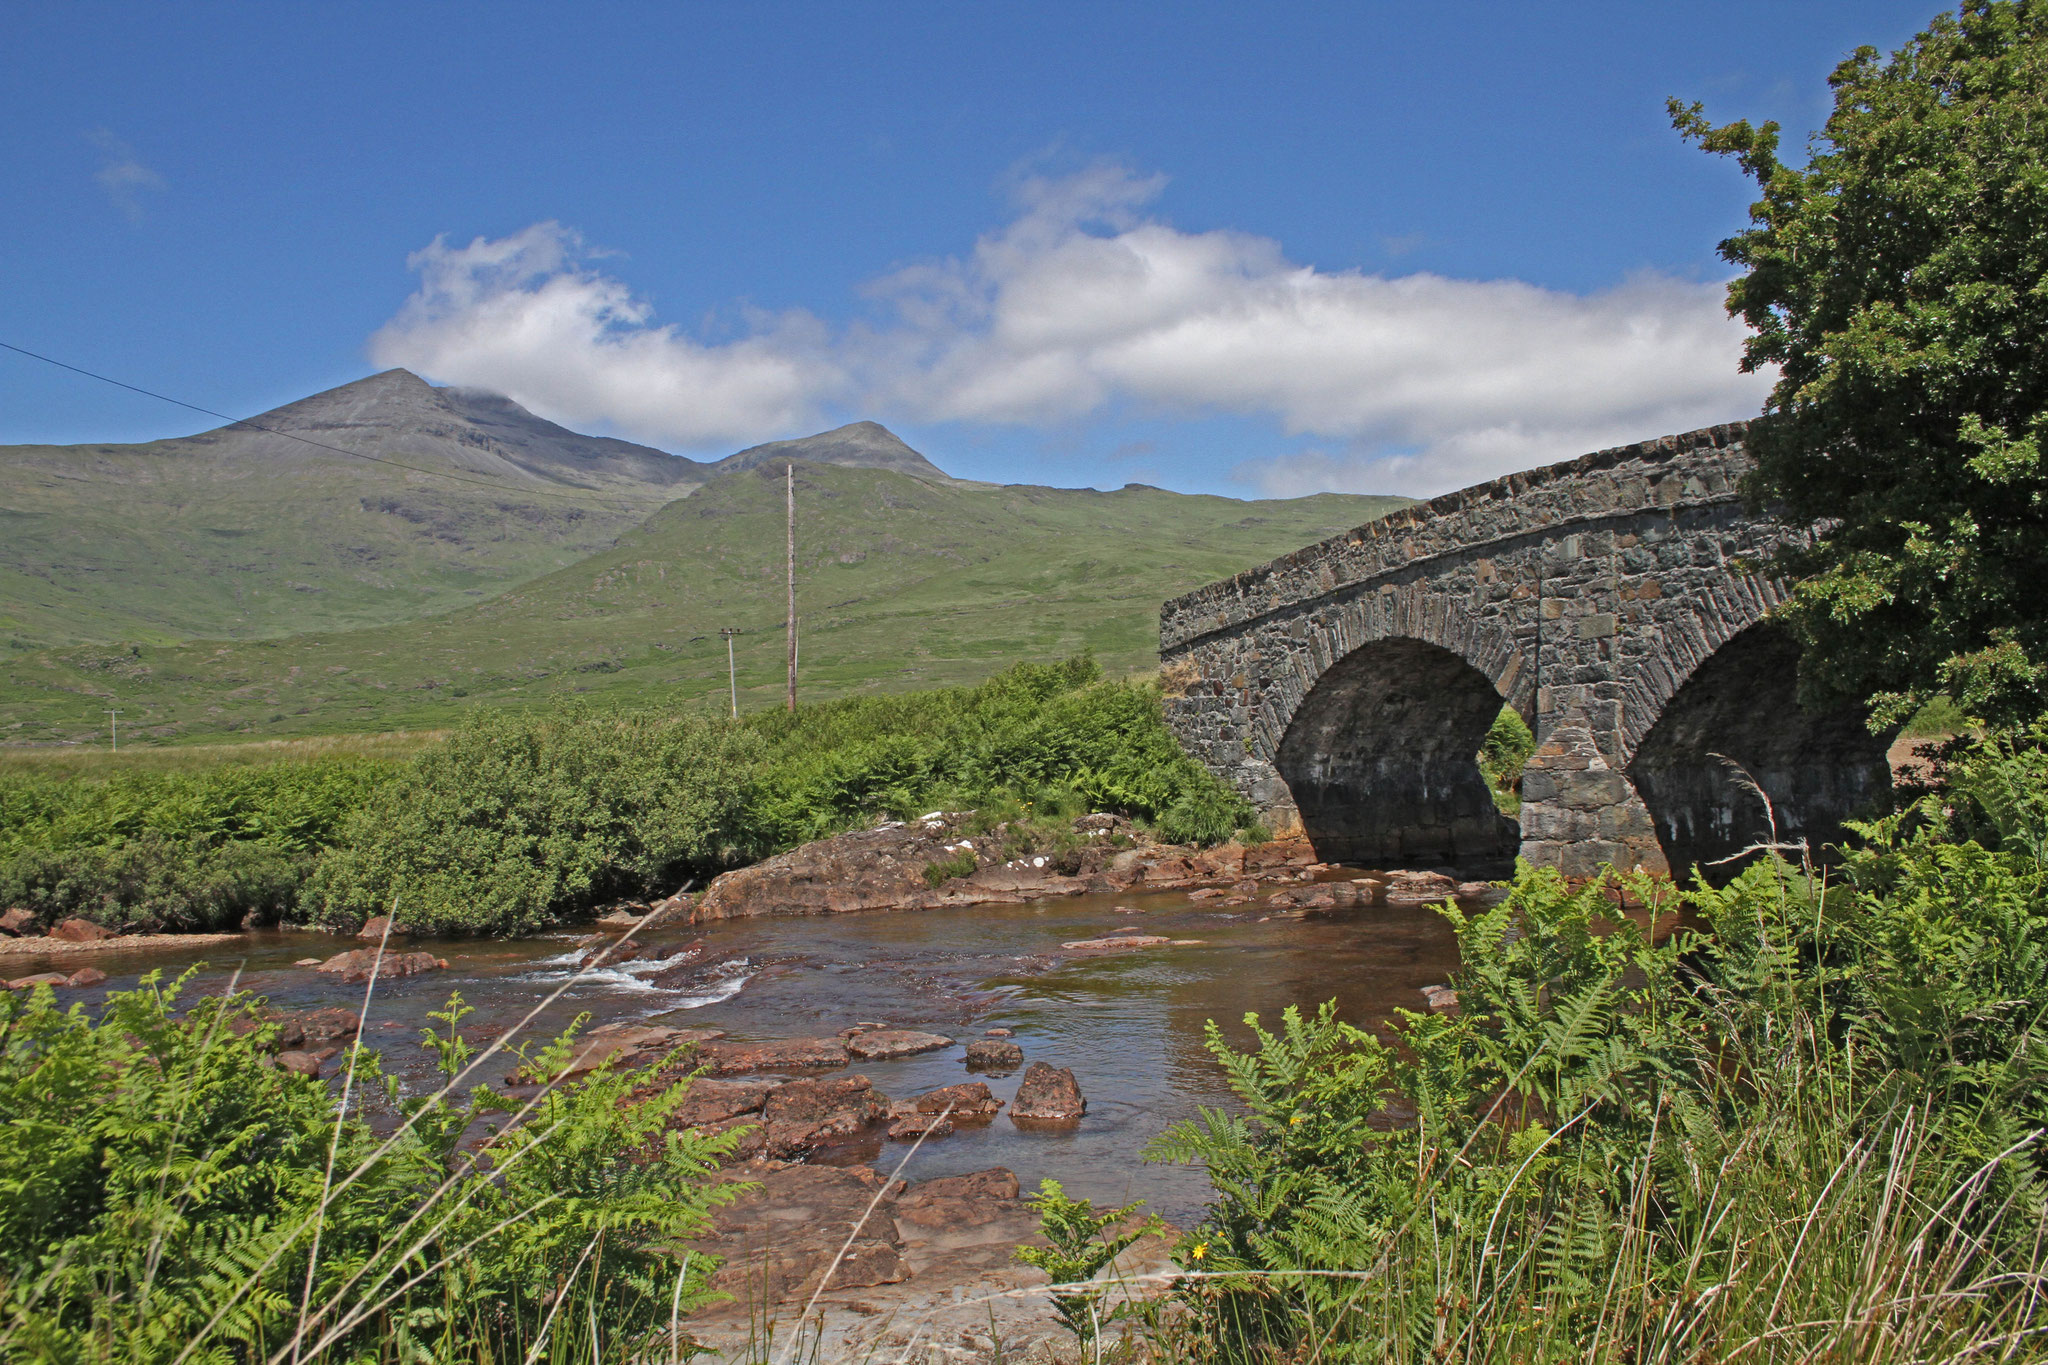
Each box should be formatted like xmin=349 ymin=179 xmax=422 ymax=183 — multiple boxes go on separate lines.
xmin=366 ymin=167 xmax=1771 ymax=492
xmin=86 ymin=129 xmax=165 ymax=222
xmin=367 ymin=223 xmax=845 ymax=448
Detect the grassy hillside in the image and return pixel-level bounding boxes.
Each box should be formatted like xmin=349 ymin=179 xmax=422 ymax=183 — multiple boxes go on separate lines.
xmin=0 ymin=370 xmax=698 ymax=649
xmin=0 ymin=462 xmax=1408 ymax=745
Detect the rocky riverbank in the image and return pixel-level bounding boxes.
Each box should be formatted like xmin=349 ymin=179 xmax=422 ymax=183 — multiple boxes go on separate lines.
xmin=654 ymin=811 xmax=1435 ymax=923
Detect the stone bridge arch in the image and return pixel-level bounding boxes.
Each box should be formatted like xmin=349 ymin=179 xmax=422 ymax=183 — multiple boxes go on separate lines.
xmin=1161 ymin=423 xmax=1894 ymax=880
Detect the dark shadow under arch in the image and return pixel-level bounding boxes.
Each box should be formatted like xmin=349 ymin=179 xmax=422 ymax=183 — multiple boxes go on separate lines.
xmin=1626 ymin=624 xmax=1892 ymax=882
xmin=1275 ymin=637 xmax=1519 ymax=872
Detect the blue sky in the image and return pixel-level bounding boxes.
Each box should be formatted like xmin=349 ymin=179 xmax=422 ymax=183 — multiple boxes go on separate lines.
xmin=2 ymin=1 xmax=1941 ymax=496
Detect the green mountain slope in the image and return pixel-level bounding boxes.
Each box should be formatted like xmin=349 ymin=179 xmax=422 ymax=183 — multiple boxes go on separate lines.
xmin=0 ymin=369 xmax=703 ymax=649
xmin=0 ymin=461 xmax=1409 ymax=744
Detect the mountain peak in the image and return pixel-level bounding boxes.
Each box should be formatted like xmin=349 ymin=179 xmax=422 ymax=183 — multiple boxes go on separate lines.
xmin=713 ymin=421 xmax=950 ymax=481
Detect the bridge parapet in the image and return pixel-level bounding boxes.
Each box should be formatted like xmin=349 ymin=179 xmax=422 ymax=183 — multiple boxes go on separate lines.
xmin=1161 ymin=423 xmax=1889 ymax=880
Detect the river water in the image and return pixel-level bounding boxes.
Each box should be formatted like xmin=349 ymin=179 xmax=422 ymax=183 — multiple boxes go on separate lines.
xmin=20 ymin=877 xmax=1474 ymax=1227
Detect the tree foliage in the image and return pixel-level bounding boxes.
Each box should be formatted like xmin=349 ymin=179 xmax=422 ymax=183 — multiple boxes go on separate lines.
xmin=1673 ymin=0 xmax=2048 ymax=726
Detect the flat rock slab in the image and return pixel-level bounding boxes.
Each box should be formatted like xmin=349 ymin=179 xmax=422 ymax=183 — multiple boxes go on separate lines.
xmin=668 ymin=1077 xmax=782 ymax=1128
xmin=696 ymin=1036 xmax=850 ymax=1075
xmin=845 ymin=1028 xmax=953 ymax=1060
xmin=894 ymin=1080 xmax=1003 ymax=1120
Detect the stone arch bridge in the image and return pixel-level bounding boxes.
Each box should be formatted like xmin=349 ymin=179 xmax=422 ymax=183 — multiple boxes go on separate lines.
xmin=1160 ymin=423 xmax=1892 ymax=879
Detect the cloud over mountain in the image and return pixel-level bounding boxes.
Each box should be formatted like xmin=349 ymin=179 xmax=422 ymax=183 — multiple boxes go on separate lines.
xmin=369 ymin=166 xmax=1771 ymax=495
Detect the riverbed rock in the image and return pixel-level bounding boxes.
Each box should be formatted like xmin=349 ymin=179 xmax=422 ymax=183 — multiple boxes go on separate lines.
xmin=670 ymin=1077 xmax=780 ymax=1127
xmin=895 ymin=1081 xmax=1004 ymax=1121
xmin=314 ymin=949 xmax=447 ymax=983
xmin=893 ymin=1167 xmax=1023 ymax=1231
xmin=698 ymin=1165 xmax=911 ymax=1305
xmin=760 ymin=1074 xmax=888 ymax=1157
xmin=50 ymin=918 xmax=114 ymax=943
xmin=1010 ymin=1062 xmax=1086 ymax=1122
xmin=844 ymin=1028 xmax=953 ymax=1061
xmin=0 ymin=908 xmax=36 ymax=936
xmin=1062 ymin=933 xmax=1170 ymax=951
xmin=984 ymin=1026 xmax=1014 ymax=1037
xmin=521 ymin=1022 xmax=725 ymax=1084
xmin=696 ymin=1036 xmax=850 ymax=1075
xmin=574 ymin=934 xmax=644 ymax=970
xmin=355 ymin=915 xmax=406 ymax=941
xmin=1456 ymin=881 xmax=1497 ymax=898
xmin=274 ymin=1050 xmax=323 ymax=1078
xmin=65 ymin=967 xmax=107 ymax=988
xmin=964 ymin=1038 xmax=1024 ymax=1072
xmin=5 ymin=973 xmax=70 ymax=990
xmin=1383 ymin=870 xmax=1460 ymax=904
xmin=1420 ymin=985 xmax=1460 ymax=1015
xmin=887 ymin=1113 xmax=955 ymax=1140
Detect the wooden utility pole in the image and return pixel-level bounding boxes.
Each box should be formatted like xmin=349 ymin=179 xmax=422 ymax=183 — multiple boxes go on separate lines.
xmin=785 ymin=463 xmax=797 ymax=712
xmin=719 ymin=627 xmax=740 ymax=718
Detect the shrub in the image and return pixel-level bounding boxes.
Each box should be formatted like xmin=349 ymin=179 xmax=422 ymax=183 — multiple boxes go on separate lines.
xmin=0 ymin=973 xmax=743 ymax=1362
xmin=1142 ymin=746 xmax=2048 ymax=1360
xmin=740 ymin=657 xmax=1254 ymax=851
xmin=921 ymin=849 xmax=979 ymax=887
xmin=0 ymin=759 xmax=391 ymax=930
xmin=309 ymin=703 xmax=762 ymax=935
xmin=1477 ymin=704 xmax=1535 ymax=815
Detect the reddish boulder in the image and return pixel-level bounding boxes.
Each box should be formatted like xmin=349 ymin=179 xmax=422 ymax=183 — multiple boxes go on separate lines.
xmin=670 ymin=1077 xmax=779 ymax=1127
xmin=519 ymin=1023 xmax=724 ymax=1084
xmin=964 ymin=1039 xmax=1024 ymax=1072
xmin=0 ymin=908 xmax=36 ymax=936
xmin=50 ymin=918 xmax=113 ymax=943
xmin=845 ymin=1027 xmax=953 ymax=1060
xmin=760 ymin=1074 xmax=887 ymax=1158
xmin=1010 ymin=1062 xmax=1086 ymax=1122
xmin=906 ymin=1167 xmax=1021 ymax=1202
xmin=65 ymin=967 xmax=107 ymax=988
xmin=355 ymin=915 xmax=403 ymax=941
xmin=314 ymin=949 xmax=447 ymax=983
xmin=274 ymin=1051 xmax=323 ymax=1078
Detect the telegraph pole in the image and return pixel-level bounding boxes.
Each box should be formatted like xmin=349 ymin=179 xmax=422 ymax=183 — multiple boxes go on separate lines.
xmin=786 ymin=463 xmax=797 ymax=712
xmin=719 ymin=627 xmax=740 ymax=719
xmin=104 ymin=709 xmax=120 ymax=752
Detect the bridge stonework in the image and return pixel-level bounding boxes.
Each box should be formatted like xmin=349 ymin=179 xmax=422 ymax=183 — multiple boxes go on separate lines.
xmin=1160 ymin=423 xmax=1893 ymax=879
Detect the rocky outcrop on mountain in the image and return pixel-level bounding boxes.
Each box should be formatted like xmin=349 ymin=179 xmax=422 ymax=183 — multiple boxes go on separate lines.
xmin=690 ymin=811 xmax=1321 ymax=920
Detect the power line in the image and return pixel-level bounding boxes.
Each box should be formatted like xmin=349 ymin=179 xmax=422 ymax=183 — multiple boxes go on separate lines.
xmin=0 ymin=340 xmax=684 ymax=509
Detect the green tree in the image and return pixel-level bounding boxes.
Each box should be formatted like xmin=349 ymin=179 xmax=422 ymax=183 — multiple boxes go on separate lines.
xmin=1673 ymin=1 xmax=2048 ymax=726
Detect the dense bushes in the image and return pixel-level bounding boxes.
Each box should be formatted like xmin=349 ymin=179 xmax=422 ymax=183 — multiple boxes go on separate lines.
xmin=1 ymin=659 xmax=1251 ymax=936
xmin=307 ymin=706 xmax=762 ymax=936
xmin=740 ymin=657 xmax=1253 ymax=850
xmin=0 ymin=973 xmax=740 ymax=1362
xmin=0 ymin=760 xmax=391 ymax=930
xmin=1139 ymin=736 xmax=2048 ymax=1361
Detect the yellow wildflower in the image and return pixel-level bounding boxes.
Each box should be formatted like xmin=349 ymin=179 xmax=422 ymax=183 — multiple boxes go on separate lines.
xmin=1190 ymin=1242 xmax=1208 ymax=1261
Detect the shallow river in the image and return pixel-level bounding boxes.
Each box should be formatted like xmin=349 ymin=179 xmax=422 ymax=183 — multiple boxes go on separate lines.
xmin=23 ymin=877 xmax=1474 ymax=1227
